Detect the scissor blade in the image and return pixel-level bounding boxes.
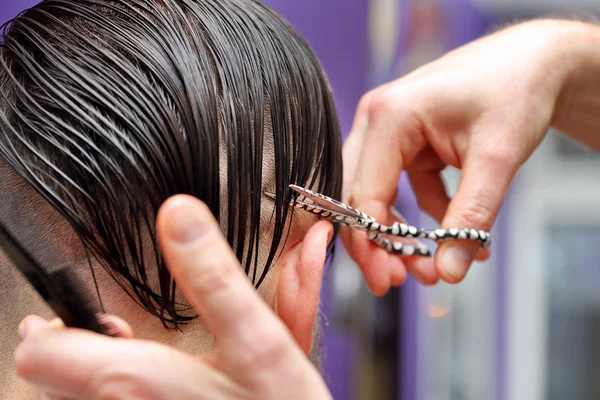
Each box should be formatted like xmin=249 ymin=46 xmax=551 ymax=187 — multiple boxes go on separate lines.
xmin=289 ymin=185 xmax=361 ymax=218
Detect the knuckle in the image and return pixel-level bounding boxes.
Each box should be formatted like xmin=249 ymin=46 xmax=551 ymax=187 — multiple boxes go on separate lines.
xmin=480 ymin=144 xmax=519 ymax=167
xmin=368 ymin=89 xmax=399 ymax=121
xmin=357 ymin=89 xmax=376 ymax=112
xmin=365 ymin=88 xmax=424 ymax=152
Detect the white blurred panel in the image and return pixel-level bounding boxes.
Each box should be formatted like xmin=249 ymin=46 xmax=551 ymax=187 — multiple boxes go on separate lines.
xmin=506 ymin=129 xmax=600 ymax=400
xmin=415 ymin=166 xmax=497 ymax=400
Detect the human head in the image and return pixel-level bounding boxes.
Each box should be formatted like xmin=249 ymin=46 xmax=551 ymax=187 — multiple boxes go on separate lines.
xmin=0 ymin=0 xmax=341 ymax=377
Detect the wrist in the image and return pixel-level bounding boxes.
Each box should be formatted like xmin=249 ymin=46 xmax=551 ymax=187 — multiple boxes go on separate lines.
xmin=548 ymin=19 xmax=600 ymax=141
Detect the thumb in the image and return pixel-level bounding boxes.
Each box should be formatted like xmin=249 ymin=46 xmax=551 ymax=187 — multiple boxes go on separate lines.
xmin=435 ymin=153 xmax=515 ymax=283
xmin=18 ymin=315 xmax=49 ymax=341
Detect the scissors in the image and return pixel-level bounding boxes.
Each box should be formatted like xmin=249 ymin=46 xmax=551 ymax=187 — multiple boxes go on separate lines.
xmin=285 ymin=184 xmax=491 ymax=257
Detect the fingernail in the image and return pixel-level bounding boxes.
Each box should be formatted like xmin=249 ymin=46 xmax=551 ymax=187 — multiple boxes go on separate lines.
xmin=170 ymin=205 xmax=208 ymax=244
xmin=441 ymin=244 xmax=476 ymax=280
xmin=18 ymin=321 xmax=26 ymax=341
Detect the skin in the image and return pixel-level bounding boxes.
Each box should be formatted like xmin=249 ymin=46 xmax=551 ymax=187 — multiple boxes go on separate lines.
xmin=342 ymin=18 xmax=600 ymax=295
xmin=15 ymin=196 xmax=334 ymax=400
xmin=1 ymin=115 xmax=331 ymax=398
xmin=11 ymin=17 xmax=600 ymax=400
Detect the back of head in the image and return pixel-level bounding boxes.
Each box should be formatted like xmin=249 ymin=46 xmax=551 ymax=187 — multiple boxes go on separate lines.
xmin=0 ymin=0 xmax=342 ymax=326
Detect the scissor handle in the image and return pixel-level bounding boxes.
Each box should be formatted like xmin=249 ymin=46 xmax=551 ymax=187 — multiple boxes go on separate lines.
xmin=288 ymin=184 xmax=491 ymax=257
xmin=360 ymin=221 xmax=491 ymax=249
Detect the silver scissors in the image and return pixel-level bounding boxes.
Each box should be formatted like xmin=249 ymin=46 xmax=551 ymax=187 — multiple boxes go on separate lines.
xmin=285 ymin=184 xmax=491 ymax=257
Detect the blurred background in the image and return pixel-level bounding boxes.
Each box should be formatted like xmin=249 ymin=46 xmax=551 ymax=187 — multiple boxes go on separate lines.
xmin=2 ymin=0 xmax=600 ymax=399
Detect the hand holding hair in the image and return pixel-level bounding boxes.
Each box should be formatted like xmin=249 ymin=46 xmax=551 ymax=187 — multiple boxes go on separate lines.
xmin=342 ymin=18 xmax=600 ymax=294
xmin=15 ymin=195 xmax=333 ymax=400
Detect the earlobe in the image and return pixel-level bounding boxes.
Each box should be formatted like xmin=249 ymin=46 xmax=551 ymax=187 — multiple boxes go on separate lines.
xmin=276 ymin=221 xmax=333 ymax=354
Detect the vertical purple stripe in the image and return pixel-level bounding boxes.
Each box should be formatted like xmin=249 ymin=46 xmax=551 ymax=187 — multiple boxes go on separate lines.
xmin=265 ymin=0 xmax=370 ymax=137
xmin=397 ymin=174 xmax=420 ymax=400
xmin=494 ymin=193 xmax=510 ymax=400
xmin=395 ymin=0 xmax=415 ymax=68
xmin=490 ymin=17 xmax=512 ymax=400
xmin=395 ymin=2 xmax=420 ymax=400
xmin=441 ymin=0 xmax=492 ymax=49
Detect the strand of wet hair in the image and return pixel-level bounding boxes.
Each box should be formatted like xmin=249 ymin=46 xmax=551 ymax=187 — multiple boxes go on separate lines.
xmin=0 ymin=0 xmax=342 ymax=326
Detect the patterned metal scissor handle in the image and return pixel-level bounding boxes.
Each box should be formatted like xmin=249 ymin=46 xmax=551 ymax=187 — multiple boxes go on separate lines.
xmin=288 ymin=185 xmax=491 ymax=257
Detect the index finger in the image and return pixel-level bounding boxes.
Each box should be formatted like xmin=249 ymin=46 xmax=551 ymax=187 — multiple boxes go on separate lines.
xmin=352 ymin=90 xmax=426 ymax=214
xmin=16 ymin=326 xmax=235 ymax=399
xmin=343 ymin=90 xmax=427 ymax=294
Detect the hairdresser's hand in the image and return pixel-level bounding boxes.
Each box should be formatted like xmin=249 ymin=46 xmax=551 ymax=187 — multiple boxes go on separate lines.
xmin=15 ymin=195 xmax=332 ymax=400
xmin=342 ymin=19 xmax=589 ymax=293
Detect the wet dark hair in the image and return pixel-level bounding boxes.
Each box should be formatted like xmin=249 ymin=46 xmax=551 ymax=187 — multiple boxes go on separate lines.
xmin=0 ymin=0 xmax=342 ymax=327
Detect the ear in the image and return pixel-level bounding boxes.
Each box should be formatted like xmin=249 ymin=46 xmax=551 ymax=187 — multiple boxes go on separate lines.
xmin=276 ymin=220 xmax=333 ymax=354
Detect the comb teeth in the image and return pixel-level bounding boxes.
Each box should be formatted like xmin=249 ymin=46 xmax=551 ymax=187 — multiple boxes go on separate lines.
xmin=47 ymin=266 xmax=120 ymax=336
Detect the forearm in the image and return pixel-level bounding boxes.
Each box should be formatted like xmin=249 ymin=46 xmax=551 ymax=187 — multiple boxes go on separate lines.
xmin=552 ymin=19 xmax=600 ymax=150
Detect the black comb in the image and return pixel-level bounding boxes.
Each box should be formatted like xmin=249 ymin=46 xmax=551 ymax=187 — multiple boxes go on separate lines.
xmin=0 ymin=221 xmax=119 ymax=337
